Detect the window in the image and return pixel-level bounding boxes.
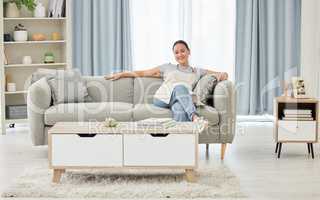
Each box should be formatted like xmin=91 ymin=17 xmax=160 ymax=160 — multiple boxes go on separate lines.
xmin=130 ymin=0 xmax=236 ymax=80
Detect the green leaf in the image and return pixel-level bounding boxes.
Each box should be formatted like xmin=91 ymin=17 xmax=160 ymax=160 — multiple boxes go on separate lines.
xmin=11 ymin=0 xmax=36 ymax=11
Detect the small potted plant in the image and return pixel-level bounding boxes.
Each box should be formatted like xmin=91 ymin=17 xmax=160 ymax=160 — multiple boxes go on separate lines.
xmin=44 ymin=52 xmax=55 ymax=63
xmin=13 ymin=23 xmax=28 ymax=42
xmin=4 ymin=0 xmax=36 ymax=18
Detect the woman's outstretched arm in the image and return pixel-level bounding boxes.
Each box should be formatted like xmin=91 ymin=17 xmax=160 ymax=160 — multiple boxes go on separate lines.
xmin=206 ymin=69 xmax=228 ymax=81
xmin=104 ymin=67 xmax=161 ymax=80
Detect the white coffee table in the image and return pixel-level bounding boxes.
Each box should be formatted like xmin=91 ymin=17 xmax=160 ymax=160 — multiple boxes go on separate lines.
xmin=48 ymin=121 xmax=200 ymax=183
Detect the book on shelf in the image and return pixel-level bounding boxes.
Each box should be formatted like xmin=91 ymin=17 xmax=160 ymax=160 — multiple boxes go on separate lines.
xmin=283 ymin=109 xmax=312 ymax=115
xmin=48 ymin=0 xmax=65 ymax=17
xmin=282 ymin=117 xmax=314 ymax=121
xmin=284 ymin=114 xmax=312 ymax=118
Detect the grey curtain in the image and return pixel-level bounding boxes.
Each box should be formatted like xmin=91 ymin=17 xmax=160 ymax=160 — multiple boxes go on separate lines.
xmin=73 ymin=0 xmax=132 ymax=75
xmin=235 ymin=0 xmax=301 ymax=114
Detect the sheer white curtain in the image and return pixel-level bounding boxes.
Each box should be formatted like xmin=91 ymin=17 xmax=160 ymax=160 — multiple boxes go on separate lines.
xmin=130 ymin=0 xmax=235 ymax=80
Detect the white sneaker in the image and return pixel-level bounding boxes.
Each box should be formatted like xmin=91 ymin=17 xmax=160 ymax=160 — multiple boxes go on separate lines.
xmin=193 ymin=116 xmax=208 ymax=132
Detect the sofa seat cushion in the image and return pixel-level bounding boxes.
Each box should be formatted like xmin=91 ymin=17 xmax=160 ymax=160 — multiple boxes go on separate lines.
xmin=44 ymin=102 xmax=133 ymax=125
xmin=133 ymin=104 xmax=172 ymax=121
xmin=133 ymin=104 xmax=219 ymax=125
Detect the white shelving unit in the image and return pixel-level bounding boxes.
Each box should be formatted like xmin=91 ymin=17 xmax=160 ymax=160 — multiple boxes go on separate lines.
xmin=0 ymin=0 xmax=72 ymax=134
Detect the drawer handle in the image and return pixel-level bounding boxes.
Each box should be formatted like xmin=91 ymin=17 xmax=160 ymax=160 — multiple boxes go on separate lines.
xmin=150 ymin=133 xmax=169 ymax=137
xmin=77 ymin=134 xmax=97 ymax=137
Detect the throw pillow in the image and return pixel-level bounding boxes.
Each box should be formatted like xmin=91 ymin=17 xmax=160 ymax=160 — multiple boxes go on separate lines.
xmin=31 ymin=68 xmax=57 ymax=84
xmin=47 ymin=69 xmax=91 ymax=104
xmin=192 ymin=74 xmax=218 ymax=106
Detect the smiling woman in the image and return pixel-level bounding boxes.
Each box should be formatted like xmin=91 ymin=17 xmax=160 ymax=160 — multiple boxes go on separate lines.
xmin=130 ymin=0 xmax=236 ymax=80
xmin=105 ymin=40 xmax=228 ymax=124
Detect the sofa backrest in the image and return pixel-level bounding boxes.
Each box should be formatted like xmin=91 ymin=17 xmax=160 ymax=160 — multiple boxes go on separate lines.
xmin=133 ymin=77 xmax=163 ymax=104
xmin=84 ymin=76 xmax=134 ymax=104
xmin=84 ymin=76 xmax=164 ymax=105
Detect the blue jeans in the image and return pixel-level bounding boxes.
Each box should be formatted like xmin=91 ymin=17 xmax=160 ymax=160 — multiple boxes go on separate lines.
xmin=153 ymin=85 xmax=197 ymax=121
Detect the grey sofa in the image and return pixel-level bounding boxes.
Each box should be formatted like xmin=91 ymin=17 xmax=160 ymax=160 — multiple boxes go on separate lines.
xmin=27 ymin=76 xmax=236 ymax=159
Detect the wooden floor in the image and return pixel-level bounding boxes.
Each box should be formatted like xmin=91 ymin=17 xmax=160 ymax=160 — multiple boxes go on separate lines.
xmin=0 ymin=121 xmax=320 ymax=199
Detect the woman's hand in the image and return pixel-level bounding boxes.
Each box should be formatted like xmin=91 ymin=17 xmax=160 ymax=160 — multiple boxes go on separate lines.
xmin=206 ymin=69 xmax=228 ymax=81
xmin=217 ymin=72 xmax=228 ymax=81
xmin=104 ymin=73 xmax=122 ymax=81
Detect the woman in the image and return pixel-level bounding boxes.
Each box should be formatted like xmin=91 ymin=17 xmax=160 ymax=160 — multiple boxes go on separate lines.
xmin=105 ymin=40 xmax=228 ymax=123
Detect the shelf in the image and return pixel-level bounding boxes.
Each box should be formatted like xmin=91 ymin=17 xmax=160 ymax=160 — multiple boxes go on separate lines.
xmin=276 ymin=96 xmax=318 ymax=103
xmin=4 ymin=17 xmax=66 ymax=21
xmin=5 ymin=91 xmax=28 ymax=95
xmin=4 ymin=40 xmax=66 ymax=44
xmin=5 ymin=63 xmax=67 ymax=68
xmin=6 ymin=118 xmax=28 ymax=124
xmin=279 ymin=119 xmax=315 ymax=122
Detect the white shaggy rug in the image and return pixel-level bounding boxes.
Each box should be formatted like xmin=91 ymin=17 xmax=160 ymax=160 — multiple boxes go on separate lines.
xmin=1 ymin=162 xmax=245 ymax=199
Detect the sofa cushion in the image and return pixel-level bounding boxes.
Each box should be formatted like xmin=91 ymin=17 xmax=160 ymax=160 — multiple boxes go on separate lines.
xmin=44 ymin=102 xmax=133 ymax=125
xmin=133 ymin=104 xmax=172 ymax=121
xmin=133 ymin=77 xmax=163 ymax=104
xmin=133 ymin=104 xmax=219 ymax=125
xmin=31 ymin=68 xmax=56 ymax=84
xmin=197 ymin=106 xmax=220 ymax=125
xmin=84 ymin=77 xmax=134 ymax=104
xmin=193 ymin=74 xmax=218 ymax=106
xmin=47 ymin=69 xmax=91 ymax=105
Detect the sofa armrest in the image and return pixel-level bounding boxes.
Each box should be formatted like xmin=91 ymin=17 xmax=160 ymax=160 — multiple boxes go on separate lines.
xmin=27 ymin=78 xmax=52 ymax=145
xmin=213 ymin=80 xmax=236 ymax=143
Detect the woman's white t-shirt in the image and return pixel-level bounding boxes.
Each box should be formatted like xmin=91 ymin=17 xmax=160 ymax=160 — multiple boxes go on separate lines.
xmin=153 ymin=63 xmax=207 ymax=104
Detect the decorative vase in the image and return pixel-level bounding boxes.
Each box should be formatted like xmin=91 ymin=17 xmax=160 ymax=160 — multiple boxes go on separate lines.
xmin=51 ymin=32 xmax=61 ymax=40
xmin=7 ymin=83 xmax=16 ymax=92
xmin=34 ymin=2 xmax=46 ymax=18
xmin=13 ymin=31 xmax=28 ymax=42
xmin=4 ymin=34 xmax=12 ymax=42
xmin=5 ymin=2 xmax=20 ymax=18
xmin=22 ymin=56 xmax=32 ymax=64
xmin=32 ymin=33 xmax=46 ymax=41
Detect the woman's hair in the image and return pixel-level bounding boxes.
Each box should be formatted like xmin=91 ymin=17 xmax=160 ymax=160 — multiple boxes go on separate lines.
xmin=172 ymin=40 xmax=190 ymax=51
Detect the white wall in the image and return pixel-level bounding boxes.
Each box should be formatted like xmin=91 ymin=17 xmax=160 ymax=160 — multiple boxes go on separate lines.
xmin=301 ymin=0 xmax=320 ymax=98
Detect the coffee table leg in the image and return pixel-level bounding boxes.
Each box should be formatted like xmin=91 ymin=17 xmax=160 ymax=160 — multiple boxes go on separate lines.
xmin=53 ymin=169 xmax=64 ymax=183
xmin=185 ymin=169 xmax=197 ymax=183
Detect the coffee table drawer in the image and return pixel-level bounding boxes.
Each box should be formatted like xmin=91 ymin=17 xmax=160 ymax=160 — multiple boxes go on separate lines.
xmin=123 ymin=134 xmax=196 ymax=166
xmin=51 ymin=134 xmax=123 ymax=167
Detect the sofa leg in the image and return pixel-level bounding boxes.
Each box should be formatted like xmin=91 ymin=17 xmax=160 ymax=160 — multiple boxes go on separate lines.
xmin=52 ymin=169 xmax=64 ymax=183
xmin=221 ymin=143 xmax=227 ymax=160
xmin=206 ymin=144 xmax=209 ymax=153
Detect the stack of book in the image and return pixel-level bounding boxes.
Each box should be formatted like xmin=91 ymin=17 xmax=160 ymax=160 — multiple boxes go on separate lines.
xmin=136 ymin=118 xmax=176 ymax=129
xmin=282 ymin=109 xmax=313 ymax=121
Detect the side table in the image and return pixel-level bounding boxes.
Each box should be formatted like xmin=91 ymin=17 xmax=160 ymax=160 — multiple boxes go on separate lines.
xmin=274 ymin=96 xmax=318 ymax=159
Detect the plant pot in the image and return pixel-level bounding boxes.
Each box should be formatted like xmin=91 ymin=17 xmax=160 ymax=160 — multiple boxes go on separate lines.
xmin=34 ymin=2 xmax=46 ymax=18
xmin=5 ymin=2 xmax=20 ymax=18
xmin=44 ymin=52 xmax=55 ymax=63
xmin=14 ymin=31 xmax=28 ymax=42
xmin=20 ymin=5 xmax=33 ymax=17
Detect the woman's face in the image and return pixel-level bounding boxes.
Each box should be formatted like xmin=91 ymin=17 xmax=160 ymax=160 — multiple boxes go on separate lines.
xmin=173 ymin=43 xmax=190 ymax=66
